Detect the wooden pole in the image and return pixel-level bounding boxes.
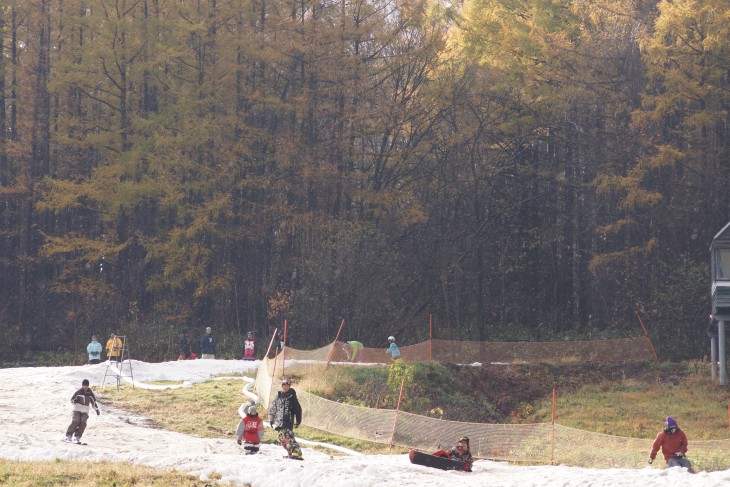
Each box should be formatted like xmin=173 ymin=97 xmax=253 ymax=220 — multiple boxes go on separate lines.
xmin=636 ymin=313 xmax=658 ymax=361
xmin=389 ymin=378 xmax=406 ymax=451
xmin=326 ymin=319 xmax=346 ymax=368
xmin=429 ymin=313 xmax=433 ymax=362
xmin=264 ymin=328 xmax=278 ymax=359
xmin=551 ymin=388 xmax=556 ymax=465
xmin=282 ymin=320 xmax=287 ymax=378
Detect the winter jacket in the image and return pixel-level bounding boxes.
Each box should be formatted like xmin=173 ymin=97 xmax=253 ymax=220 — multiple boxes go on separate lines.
xmin=432 ymin=447 xmax=474 ymax=472
xmin=70 ymin=388 xmax=98 ymax=414
xmin=386 ymin=342 xmax=400 ymax=359
xmin=344 ymin=341 xmax=364 ymax=361
xmin=650 ymin=428 xmax=689 ymax=462
xmin=268 ymin=388 xmax=302 ymax=431
xmin=242 ymin=338 xmax=257 ymax=360
xmin=236 ymin=414 xmax=265 ymax=444
xmin=87 ymin=341 xmax=103 ymax=361
xmin=200 ymin=333 xmax=216 ymax=355
xmin=105 ymin=336 xmax=123 ymax=358
xmin=179 ymin=334 xmax=191 ymax=357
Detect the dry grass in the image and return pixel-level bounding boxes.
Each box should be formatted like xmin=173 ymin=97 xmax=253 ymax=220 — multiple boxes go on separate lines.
xmin=0 ymin=459 xmax=219 ymax=486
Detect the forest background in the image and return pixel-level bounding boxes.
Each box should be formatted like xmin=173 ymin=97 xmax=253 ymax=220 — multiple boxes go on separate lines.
xmin=0 ymin=0 xmax=727 ymax=363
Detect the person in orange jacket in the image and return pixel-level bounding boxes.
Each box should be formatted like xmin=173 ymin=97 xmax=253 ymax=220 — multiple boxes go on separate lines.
xmin=105 ymin=332 xmax=123 ymax=363
xmin=649 ymin=416 xmax=691 ymax=469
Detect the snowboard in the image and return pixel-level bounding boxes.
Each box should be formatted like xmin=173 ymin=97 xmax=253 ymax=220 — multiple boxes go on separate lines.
xmin=409 ymin=449 xmax=464 ymax=471
xmin=63 ymin=439 xmax=88 ymax=445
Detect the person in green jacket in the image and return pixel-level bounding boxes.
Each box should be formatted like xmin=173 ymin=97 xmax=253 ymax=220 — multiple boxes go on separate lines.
xmin=342 ymin=340 xmax=364 ymax=362
xmin=86 ymin=335 xmax=103 ymax=364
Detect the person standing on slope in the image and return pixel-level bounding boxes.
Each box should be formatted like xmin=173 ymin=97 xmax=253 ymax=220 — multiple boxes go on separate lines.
xmin=649 ymin=416 xmax=691 ymax=469
xmin=385 ymin=336 xmax=400 ymax=361
xmin=105 ymin=332 xmax=123 ymax=363
xmin=268 ymin=377 xmax=303 ymax=459
xmin=178 ymin=329 xmax=191 ymax=360
xmin=236 ymin=405 xmax=265 ymax=454
xmin=65 ymin=379 xmax=99 ymax=443
xmin=242 ymin=331 xmax=257 ymax=360
xmin=86 ymin=335 xmax=103 ymax=364
xmin=200 ymin=326 xmax=216 ymax=359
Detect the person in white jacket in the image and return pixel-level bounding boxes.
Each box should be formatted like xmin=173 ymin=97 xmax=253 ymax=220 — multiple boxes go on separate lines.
xmin=64 ymin=379 xmax=99 ymax=443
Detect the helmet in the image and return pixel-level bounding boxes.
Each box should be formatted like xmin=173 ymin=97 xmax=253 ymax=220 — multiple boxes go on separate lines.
xmin=206 ymin=326 xmax=212 ymax=333
xmin=247 ymin=331 xmax=254 ymax=336
xmin=281 ymin=377 xmax=291 ymax=385
xmin=388 ymin=336 xmax=395 ymax=341
xmin=248 ymin=406 xmax=258 ymax=415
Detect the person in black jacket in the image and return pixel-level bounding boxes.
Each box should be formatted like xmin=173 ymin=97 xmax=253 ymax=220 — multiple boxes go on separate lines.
xmin=178 ymin=329 xmax=191 ymax=360
xmin=64 ymin=379 xmax=99 ymax=443
xmin=200 ymin=326 xmax=216 ymax=359
xmin=268 ymin=377 xmax=303 ymax=459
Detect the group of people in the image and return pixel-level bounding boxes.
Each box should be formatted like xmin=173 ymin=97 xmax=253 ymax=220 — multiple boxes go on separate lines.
xmin=341 ymin=335 xmax=401 ymax=363
xmin=85 ymin=332 xmax=123 ymax=364
xmin=177 ymin=327 xmax=259 ymax=361
xmin=74 ymin=333 xmax=694 ymax=473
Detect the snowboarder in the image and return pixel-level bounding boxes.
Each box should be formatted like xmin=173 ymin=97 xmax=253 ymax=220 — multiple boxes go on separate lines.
xmin=105 ymin=331 xmax=123 ymax=363
xmin=86 ymin=335 xmax=103 ymax=364
xmin=649 ymin=416 xmax=691 ymax=469
xmin=64 ymin=379 xmax=99 ymax=444
xmin=236 ymin=405 xmax=265 ymax=454
xmin=385 ymin=336 xmax=400 ymax=361
xmin=432 ymin=436 xmax=474 ymax=472
xmin=342 ymin=340 xmax=364 ymax=362
xmin=242 ymin=331 xmax=257 ymax=360
xmin=268 ymin=377 xmax=303 ymax=459
xmin=200 ymin=326 xmax=216 ymax=359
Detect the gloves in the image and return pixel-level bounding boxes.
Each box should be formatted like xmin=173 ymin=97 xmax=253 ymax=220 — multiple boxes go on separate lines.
xmin=237 ymin=438 xmax=242 ymax=445
xmin=675 ymin=452 xmax=684 ymax=457
xmin=648 ymin=458 xmax=653 ymax=465
xmin=95 ymin=408 xmax=100 ymax=416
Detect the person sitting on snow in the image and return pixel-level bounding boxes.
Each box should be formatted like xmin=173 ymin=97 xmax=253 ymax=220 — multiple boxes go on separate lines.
xmin=433 ymin=436 xmax=473 ymax=472
xmin=236 ymin=405 xmax=265 ymax=454
xmin=649 ymin=416 xmax=691 ymax=469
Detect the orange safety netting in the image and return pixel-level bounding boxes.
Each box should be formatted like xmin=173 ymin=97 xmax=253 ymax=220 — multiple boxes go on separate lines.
xmin=254 ymin=339 xmax=729 ymax=469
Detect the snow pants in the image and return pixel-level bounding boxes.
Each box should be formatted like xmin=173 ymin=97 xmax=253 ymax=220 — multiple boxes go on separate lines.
xmin=277 ymin=429 xmax=302 ymax=458
xmin=66 ymin=411 xmax=89 ymax=438
xmin=667 ymin=457 xmax=692 ymax=469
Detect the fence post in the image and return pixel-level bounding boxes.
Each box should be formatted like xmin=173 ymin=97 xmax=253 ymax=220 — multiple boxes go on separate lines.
xmin=551 ymin=388 xmax=556 ymax=465
xmin=636 ymin=313 xmax=658 ymax=361
xmin=429 ymin=313 xmax=433 ymax=362
xmin=264 ymin=328 xmax=278 ymax=358
xmin=326 ymin=319 xmax=346 ymax=368
xmin=282 ymin=320 xmax=287 ymax=377
xmin=389 ymin=378 xmax=406 ymax=451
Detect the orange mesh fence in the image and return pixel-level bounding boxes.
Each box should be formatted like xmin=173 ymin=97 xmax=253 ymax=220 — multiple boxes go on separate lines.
xmin=255 ymin=339 xmax=729 ymax=469
xmin=328 ymin=336 xmax=655 ymax=364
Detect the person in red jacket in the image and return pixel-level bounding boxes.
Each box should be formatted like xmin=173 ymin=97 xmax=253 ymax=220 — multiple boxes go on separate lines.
xmin=649 ymin=416 xmax=691 ymax=469
xmin=432 ymin=436 xmax=474 ymax=472
xmin=236 ymin=406 xmax=265 ymax=454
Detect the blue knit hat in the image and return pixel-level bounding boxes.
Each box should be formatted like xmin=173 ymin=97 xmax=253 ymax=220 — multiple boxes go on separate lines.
xmin=665 ymin=416 xmax=677 ymax=427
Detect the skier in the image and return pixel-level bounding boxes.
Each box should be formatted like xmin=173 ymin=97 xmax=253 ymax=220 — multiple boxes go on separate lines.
xmin=200 ymin=326 xmax=216 ymax=359
xmin=649 ymin=416 xmax=691 ymax=469
xmin=105 ymin=331 xmax=123 ymax=363
xmin=342 ymin=340 xmax=364 ymax=362
xmin=268 ymin=377 xmax=303 ymax=459
xmin=385 ymin=336 xmax=400 ymax=361
xmin=64 ymin=379 xmax=100 ymax=443
xmin=433 ymin=436 xmax=474 ymax=472
xmin=236 ymin=405 xmax=265 ymax=454
xmin=86 ymin=335 xmax=103 ymax=364
xmin=242 ymin=331 xmax=257 ymax=360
